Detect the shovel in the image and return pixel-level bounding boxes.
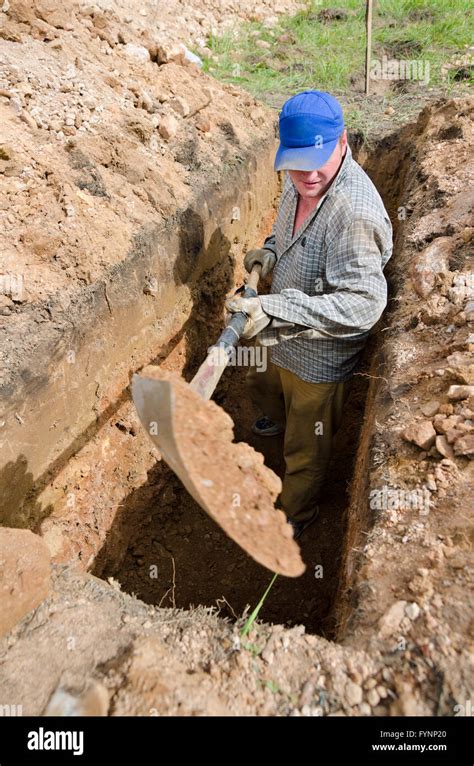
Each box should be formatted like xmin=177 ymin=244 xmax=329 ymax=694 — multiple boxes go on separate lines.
xmin=131 ymin=265 xmax=305 ymax=577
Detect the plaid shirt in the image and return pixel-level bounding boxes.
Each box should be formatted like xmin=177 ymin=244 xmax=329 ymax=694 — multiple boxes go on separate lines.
xmin=258 ymin=144 xmax=393 ymax=382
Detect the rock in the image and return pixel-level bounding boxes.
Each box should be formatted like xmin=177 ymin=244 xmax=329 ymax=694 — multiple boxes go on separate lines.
xmin=367 ymin=688 xmax=380 ymax=707
xmin=40 ymin=524 xmax=66 ymax=558
xmin=421 ymin=399 xmax=440 ymax=418
xmin=435 ymin=434 xmax=455 ymax=459
xmin=465 ymin=300 xmax=474 ymax=322
xmin=44 ymin=682 xmax=109 ymax=716
xmin=170 ymin=96 xmax=190 ymax=117
xmin=433 ymin=414 xmax=461 ymax=433
xmin=412 ymin=237 xmax=452 ymax=298
xmin=0 ymin=294 xmax=14 ymax=314
xmin=298 ymin=680 xmax=315 ymax=707
xmin=5 ymin=0 xmax=34 ymax=25
xmin=378 ymin=600 xmax=407 ymax=639
xmin=446 ymin=424 xmax=470 ymax=444
xmin=402 ymin=420 xmax=436 ymax=450
xmin=448 ymin=385 xmax=474 ymax=400
xmin=256 ymin=39 xmax=272 ymax=49
xmin=123 ymin=43 xmax=151 ymax=63
xmin=155 ymin=42 xmax=186 ymax=65
xmin=35 ymin=0 xmax=74 ymax=30
xmin=446 ymin=352 xmax=474 ymax=385
xmin=182 ymin=46 xmax=203 ymax=67
xmin=454 ymin=310 xmax=467 ymax=326
xmin=447 ymin=284 xmax=469 ymax=305
xmin=137 ymin=91 xmax=153 ymax=113
xmin=0 ymin=528 xmax=51 ymax=637
xmin=261 ymin=645 xmax=274 ymax=664
xmin=345 ymin=679 xmax=363 ymax=707
xmin=405 ymin=602 xmax=421 ymax=620
xmin=439 ymin=403 xmax=454 ymax=415
xmin=453 ymin=434 xmax=474 ymax=456
xmin=390 ymin=682 xmax=431 ymax=716
xmin=195 ymin=113 xmax=211 ymax=133
xmin=20 ymin=110 xmax=38 ymax=130
xmin=408 ymin=571 xmax=434 ymax=599
xmin=158 ymin=114 xmax=178 ymax=140
xmin=434 ymin=459 xmax=461 ymax=487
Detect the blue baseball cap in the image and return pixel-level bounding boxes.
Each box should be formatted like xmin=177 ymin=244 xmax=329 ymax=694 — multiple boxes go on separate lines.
xmin=274 ymin=91 xmax=345 ymax=171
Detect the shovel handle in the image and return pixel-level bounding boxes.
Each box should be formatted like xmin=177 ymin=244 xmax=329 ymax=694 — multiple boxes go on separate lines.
xmin=214 ymin=263 xmax=262 ymax=351
xmin=189 ymin=264 xmax=262 ymax=399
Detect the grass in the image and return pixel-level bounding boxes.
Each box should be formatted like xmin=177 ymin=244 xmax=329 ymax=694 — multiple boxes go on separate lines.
xmin=201 ymin=0 xmax=473 ymax=133
xmin=240 ymin=572 xmax=278 ymax=637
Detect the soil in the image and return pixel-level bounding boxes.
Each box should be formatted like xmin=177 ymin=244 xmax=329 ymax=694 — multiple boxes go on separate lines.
xmin=0 ymin=0 xmax=472 ymax=719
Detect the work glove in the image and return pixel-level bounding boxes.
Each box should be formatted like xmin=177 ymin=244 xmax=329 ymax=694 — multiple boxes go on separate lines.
xmin=224 ymin=295 xmax=271 ymax=339
xmin=244 ymin=248 xmax=276 ymax=279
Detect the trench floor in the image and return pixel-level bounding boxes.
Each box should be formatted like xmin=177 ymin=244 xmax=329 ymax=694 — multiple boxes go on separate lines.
xmin=98 ymin=339 xmax=370 ymax=637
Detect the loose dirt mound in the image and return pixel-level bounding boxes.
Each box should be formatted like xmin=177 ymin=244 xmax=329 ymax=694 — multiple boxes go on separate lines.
xmin=335 ymin=97 xmax=473 ymax=715
xmin=0 ymin=0 xmax=281 ymax=529
xmin=0 ymin=0 xmax=274 ymax=365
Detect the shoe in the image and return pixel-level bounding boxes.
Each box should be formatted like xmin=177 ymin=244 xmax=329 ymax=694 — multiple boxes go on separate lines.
xmin=288 ymin=506 xmax=320 ymax=540
xmin=252 ymin=416 xmax=284 ymax=436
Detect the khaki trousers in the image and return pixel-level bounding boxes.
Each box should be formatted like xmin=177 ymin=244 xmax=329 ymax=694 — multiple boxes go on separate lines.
xmin=246 ymin=358 xmax=346 ymax=523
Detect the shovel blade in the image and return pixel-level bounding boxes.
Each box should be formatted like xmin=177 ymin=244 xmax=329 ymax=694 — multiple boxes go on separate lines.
xmin=132 ymin=366 xmax=305 ymax=577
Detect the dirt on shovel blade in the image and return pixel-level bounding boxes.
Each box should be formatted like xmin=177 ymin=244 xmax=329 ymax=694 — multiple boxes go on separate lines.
xmin=133 ymin=366 xmax=305 ymax=577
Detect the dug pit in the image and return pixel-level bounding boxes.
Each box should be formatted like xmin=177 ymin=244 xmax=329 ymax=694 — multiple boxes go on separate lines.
xmin=84 ymin=122 xmax=418 ymax=633
xmin=2 ymin=96 xmax=472 ymax=717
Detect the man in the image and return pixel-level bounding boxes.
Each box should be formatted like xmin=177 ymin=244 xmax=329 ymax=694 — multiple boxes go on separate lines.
xmin=225 ymin=91 xmax=393 ymax=539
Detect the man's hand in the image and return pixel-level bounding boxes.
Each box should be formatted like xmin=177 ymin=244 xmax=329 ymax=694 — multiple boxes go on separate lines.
xmin=225 ymin=295 xmax=271 ymax=339
xmin=244 ymin=248 xmax=276 ymax=279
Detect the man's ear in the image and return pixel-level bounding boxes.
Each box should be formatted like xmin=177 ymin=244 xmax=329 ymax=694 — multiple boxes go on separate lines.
xmin=340 ymin=129 xmax=348 ymax=151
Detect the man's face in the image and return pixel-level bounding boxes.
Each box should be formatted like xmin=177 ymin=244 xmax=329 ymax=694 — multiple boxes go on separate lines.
xmin=288 ymin=130 xmax=347 ymax=200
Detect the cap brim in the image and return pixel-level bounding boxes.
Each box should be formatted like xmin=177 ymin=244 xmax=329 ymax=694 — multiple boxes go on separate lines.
xmin=274 ymin=139 xmax=338 ymax=171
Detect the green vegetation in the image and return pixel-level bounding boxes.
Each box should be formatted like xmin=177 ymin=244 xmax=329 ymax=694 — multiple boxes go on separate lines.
xmin=202 ymin=0 xmax=473 ymax=126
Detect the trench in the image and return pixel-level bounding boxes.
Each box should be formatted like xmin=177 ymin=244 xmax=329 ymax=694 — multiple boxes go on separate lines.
xmin=88 ymin=127 xmax=411 ymax=639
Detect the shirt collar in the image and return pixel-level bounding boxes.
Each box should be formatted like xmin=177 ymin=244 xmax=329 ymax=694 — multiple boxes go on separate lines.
xmin=330 ymin=142 xmax=352 ymax=193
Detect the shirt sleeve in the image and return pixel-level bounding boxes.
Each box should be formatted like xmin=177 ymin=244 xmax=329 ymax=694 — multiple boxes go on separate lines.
xmin=259 ymin=218 xmax=391 ymax=342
